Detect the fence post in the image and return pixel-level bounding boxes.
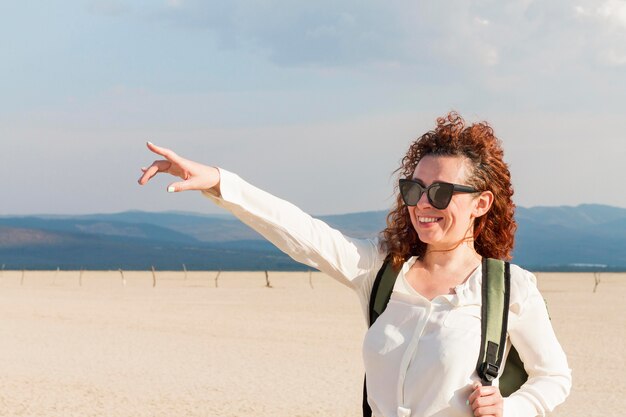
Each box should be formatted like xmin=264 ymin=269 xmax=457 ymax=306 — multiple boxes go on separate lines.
xmin=593 ymin=271 xmax=601 ymax=293
xmin=265 ymin=270 xmax=272 ymax=288
xmin=214 ymin=270 xmax=221 ymax=288
xmin=119 ymin=269 xmax=126 ymax=287
xmin=151 ymin=266 xmax=157 ymax=288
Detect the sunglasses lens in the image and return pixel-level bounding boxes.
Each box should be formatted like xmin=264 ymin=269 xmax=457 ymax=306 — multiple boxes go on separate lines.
xmin=428 ymin=183 xmax=454 ymax=209
xmin=399 ymin=181 xmax=423 ymax=206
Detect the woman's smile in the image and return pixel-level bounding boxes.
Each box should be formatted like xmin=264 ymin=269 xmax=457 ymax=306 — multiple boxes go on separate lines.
xmin=417 ymin=216 xmax=443 ymax=226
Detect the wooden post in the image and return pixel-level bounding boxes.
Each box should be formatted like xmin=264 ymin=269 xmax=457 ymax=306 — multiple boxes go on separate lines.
xmin=119 ymin=269 xmax=126 ymax=287
xmin=151 ymin=266 xmax=157 ymax=288
xmin=214 ymin=270 xmax=221 ymax=288
xmin=265 ymin=270 xmax=272 ymax=288
xmin=593 ymin=271 xmax=601 ymax=293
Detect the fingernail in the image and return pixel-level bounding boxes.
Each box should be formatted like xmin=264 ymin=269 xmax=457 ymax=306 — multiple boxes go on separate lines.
xmin=465 ymin=399 xmax=469 ymax=406
xmin=147 ymin=141 xmax=153 ymax=145
xmin=167 ymin=186 xmax=175 ymax=193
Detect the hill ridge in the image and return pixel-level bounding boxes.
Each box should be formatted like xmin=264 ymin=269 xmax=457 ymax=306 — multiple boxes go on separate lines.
xmin=2 ymin=204 xmax=625 ymax=271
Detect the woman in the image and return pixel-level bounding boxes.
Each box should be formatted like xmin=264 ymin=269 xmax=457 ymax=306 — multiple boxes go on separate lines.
xmin=138 ymin=112 xmax=571 ymax=417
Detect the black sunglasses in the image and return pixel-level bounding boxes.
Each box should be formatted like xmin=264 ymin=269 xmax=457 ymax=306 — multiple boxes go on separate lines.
xmin=399 ymin=179 xmax=479 ymax=209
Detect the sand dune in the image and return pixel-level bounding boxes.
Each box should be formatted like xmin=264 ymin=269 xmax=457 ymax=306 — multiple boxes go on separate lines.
xmin=0 ymin=269 xmax=623 ymax=416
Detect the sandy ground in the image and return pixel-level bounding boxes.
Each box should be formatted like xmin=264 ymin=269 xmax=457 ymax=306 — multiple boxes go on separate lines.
xmin=0 ymin=269 xmax=623 ymax=417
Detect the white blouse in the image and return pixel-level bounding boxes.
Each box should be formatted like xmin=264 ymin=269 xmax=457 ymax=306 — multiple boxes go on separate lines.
xmin=202 ymin=168 xmax=571 ymax=417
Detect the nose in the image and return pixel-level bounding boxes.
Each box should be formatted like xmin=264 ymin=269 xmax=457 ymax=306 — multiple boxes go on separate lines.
xmin=415 ymin=189 xmax=431 ymax=209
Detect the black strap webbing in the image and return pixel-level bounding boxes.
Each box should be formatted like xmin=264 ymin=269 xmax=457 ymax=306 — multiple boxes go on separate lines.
xmin=363 ymin=375 xmax=371 ymax=417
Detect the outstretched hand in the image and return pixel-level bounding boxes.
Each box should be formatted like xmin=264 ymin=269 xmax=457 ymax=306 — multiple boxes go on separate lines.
xmin=137 ymin=142 xmax=221 ymax=194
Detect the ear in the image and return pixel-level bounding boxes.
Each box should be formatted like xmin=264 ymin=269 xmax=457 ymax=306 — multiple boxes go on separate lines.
xmin=472 ymin=191 xmax=494 ymax=218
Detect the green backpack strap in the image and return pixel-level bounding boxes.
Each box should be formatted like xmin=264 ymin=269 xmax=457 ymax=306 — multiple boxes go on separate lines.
xmin=368 ymin=257 xmax=402 ymax=325
xmin=364 ymin=257 xmax=403 ymax=417
xmin=476 ymin=258 xmax=511 ymax=386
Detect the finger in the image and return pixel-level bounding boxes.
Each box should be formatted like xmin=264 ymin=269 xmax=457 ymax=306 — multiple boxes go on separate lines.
xmin=137 ymin=160 xmax=171 ymax=185
xmin=141 ymin=161 xmax=170 ymax=182
xmin=473 ymin=404 xmax=500 ymax=416
xmin=146 ymin=141 xmax=184 ymax=164
xmin=166 ymin=180 xmax=195 ymax=193
xmin=472 ymin=393 xmax=503 ymax=417
xmin=468 ymin=384 xmax=500 ymax=408
xmin=467 ymin=383 xmax=482 ymax=404
xmin=472 ymin=393 xmax=499 ymax=409
xmin=475 ymin=386 xmax=499 ymax=397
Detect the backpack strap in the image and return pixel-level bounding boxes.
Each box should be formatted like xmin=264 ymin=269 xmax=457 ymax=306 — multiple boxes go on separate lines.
xmin=476 ymin=258 xmax=511 ymax=386
xmin=362 ymin=375 xmax=372 ymax=417
xmin=364 ymin=257 xmax=403 ymax=417
xmin=368 ymin=257 xmax=401 ymax=325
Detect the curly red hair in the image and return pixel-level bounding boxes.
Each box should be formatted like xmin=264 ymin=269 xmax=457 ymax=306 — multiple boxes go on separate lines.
xmin=380 ymin=112 xmax=516 ymax=268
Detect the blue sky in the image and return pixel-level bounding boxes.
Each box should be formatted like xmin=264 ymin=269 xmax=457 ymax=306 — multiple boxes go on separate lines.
xmin=2 ymin=0 xmax=625 ymax=215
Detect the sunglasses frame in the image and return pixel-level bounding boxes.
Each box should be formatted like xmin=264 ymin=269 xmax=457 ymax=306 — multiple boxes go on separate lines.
xmin=399 ymin=179 xmax=479 ymax=209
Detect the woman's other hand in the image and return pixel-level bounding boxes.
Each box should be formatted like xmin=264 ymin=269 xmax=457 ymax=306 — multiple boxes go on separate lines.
xmin=468 ymin=382 xmax=503 ymax=417
xmin=137 ymin=142 xmax=221 ymax=194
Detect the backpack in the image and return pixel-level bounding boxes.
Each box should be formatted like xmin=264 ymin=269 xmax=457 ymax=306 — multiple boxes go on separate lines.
xmin=362 ymin=257 xmax=528 ymax=417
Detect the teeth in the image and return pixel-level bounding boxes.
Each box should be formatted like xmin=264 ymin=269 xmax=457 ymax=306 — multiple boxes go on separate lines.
xmin=419 ymin=217 xmax=440 ymax=223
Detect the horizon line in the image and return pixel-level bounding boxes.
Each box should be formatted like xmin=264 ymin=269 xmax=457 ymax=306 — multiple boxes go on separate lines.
xmin=0 ymin=202 xmax=625 ymax=218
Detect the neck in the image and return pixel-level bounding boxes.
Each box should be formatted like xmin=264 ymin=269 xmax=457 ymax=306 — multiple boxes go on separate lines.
xmin=421 ymin=240 xmax=481 ymax=271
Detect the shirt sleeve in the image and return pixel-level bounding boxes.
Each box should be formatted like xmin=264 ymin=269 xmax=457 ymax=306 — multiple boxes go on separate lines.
xmin=200 ymin=168 xmax=386 ymax=304
xmin=503 ymin=269 xmax=572 ymax=417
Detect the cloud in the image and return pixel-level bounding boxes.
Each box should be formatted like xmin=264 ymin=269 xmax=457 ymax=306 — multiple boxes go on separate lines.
xmin=591 ymin=0 xmax=626 ymax=27
xmin=151 ymin=0 xmax=408 ymax=66
xmin=148 ymin=0 xmax=626 ymax=76
xmin=574 ymin=0 xmax=626 ymax=66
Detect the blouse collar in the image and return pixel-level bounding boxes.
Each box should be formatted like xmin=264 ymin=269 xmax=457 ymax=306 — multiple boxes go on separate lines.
xmin=396 ymin=256 xmax=483 ymax=306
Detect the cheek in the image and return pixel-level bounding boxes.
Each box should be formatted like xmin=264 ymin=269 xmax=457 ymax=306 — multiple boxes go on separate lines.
xmin=408 ymin=207 xmax=418 ymax=228
xmin=449 ymin=205 xmax=474 ymax=229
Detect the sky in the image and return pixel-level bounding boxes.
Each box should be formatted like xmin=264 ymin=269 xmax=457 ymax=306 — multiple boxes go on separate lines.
xmin=2 ymin=0 xmax=625 ymax=216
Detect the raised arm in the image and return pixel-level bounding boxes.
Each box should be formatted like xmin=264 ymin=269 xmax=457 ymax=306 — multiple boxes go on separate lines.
xmin=138 ymin=142 xmax=385 ymax=305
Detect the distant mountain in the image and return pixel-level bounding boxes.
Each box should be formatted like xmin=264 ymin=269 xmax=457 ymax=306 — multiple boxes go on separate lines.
xmin=512 ymin=204 xmax=626 ymax=270
xmin=1 ymin=204 xmax=625 ymax=271
xmin=0 ymin=217 xmax=197 ymax=243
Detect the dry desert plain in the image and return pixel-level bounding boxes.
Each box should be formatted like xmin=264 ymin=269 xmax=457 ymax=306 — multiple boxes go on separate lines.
xmin=0 ymin=269 xmax=624 ymax=417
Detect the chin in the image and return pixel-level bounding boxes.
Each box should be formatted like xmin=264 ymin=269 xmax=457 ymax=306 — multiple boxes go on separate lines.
xmin=414 ymin=231 xmax=439 ymax=245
